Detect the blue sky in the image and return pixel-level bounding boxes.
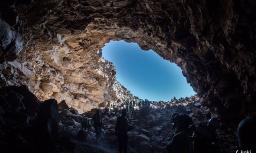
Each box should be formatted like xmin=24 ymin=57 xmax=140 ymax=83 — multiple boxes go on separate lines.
xmin=101 ymin=40 xmax=195 ymax=101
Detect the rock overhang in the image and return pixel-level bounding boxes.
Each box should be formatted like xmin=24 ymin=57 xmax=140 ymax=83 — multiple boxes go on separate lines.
xmin=0 ymin=0 xmax=256 ymax=123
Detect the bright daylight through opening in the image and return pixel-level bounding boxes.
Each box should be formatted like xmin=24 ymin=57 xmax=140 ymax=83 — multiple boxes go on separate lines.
xmin=101 ymin=40 xmax=196 ymax=101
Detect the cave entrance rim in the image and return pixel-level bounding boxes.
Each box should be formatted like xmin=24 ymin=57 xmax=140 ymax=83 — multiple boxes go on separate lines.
xmin=100 ymin=40 xmax=196 ymax=102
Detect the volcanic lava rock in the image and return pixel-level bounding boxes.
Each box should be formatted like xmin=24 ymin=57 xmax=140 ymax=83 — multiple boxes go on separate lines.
xmin=0 ymin=85 xmax=237 ymax=153
xmin=0 ymin=0 xmax=256 ymax=125
xmin=0 ymin=19 xmax=23 ymax=62
xmin=0 ymin=86 xmax=61 ymax=153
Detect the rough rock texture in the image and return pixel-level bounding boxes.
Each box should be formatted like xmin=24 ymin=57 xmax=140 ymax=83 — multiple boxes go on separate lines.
xmin=0 ymin=86 xmax=61 ymax=153
xmin=0 ymin=85 xmax=238 ymax=153
xmin=1 ymin=0 xmax=256 ymax=123
xmin=112 ymin=80 xmax=141 ymax=106
xmin=53 ymin=96 xmax=238 ymax=153
xmin=0 ymin=19 xmax=23 ymax=62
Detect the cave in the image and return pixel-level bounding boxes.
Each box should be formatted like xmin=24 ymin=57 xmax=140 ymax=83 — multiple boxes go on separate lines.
xmin=1 ymin=0 xmax=256 ymax=153
xmin=101 ymin=40 xmax=196 ymax=101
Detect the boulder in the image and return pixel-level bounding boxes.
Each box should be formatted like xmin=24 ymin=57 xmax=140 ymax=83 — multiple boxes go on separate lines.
xmin=0 ymin=19 xmax=23 ymax=62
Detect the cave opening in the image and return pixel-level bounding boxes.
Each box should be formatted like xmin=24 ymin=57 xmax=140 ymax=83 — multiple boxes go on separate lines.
xmin=101 ymin=40 xmax=196 ymax=102
xmin=1 ymin=0 xmax=256 ymax=152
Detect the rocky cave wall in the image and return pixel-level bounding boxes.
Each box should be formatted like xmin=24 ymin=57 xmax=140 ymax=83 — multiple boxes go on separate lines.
xmin=1 ymin=0 xmax=256 ymax=123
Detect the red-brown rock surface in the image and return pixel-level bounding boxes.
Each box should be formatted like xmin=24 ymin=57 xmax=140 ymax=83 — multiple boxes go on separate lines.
xmin=1 ymin=0 xmax=256 ymax=122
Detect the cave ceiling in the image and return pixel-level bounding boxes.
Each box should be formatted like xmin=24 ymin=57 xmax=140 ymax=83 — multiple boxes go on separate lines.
xmin=1 ymin=0 xmax=256 ymax=121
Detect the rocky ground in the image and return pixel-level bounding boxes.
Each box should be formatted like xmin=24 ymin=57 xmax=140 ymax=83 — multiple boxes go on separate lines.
xmin=1 ymin=0 xmax=256 ymax=152
xmin=57 ymin=96 xmax=237 ymax=153
xmin=0 ymin=85 xmax=238 ymax=153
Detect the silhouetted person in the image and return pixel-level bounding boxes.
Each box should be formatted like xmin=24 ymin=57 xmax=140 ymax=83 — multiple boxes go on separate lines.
xmin=93 ymin=109 xmax=102 ymax=141
xmin=77 ymin=117 xmax=88 ymax=141
xmin=194 ymin=117 xmax=221 ymax=153
xmin=115 ymin=109 xmax=128 ymax=153
xmin=237 ymin=115 xmax=256 ymax=152
xmin=34 ymin=99 xmax=59 ymax=153
xmin=81 ymin=117 xmax=88 ymax=131
xmin=167 ymin=114 xmax=193 ymax=153
xmin=207 ymin=117 xmax=219 ymax=140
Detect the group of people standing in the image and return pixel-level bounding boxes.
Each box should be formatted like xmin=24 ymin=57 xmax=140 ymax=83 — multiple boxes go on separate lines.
xmin=167 ymin=113 xmax=256 ymax=153
xmin=91 ymin=106 xmax=256 ymax=153
xmin=167 ymin=113 xmax=220 ymax=153
xmin=92 ymin=108 xmax=129 ymax=153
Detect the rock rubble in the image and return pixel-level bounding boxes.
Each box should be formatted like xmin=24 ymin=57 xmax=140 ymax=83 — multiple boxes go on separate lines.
xmin=0 ymin=86 xmax=238 ymax=153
